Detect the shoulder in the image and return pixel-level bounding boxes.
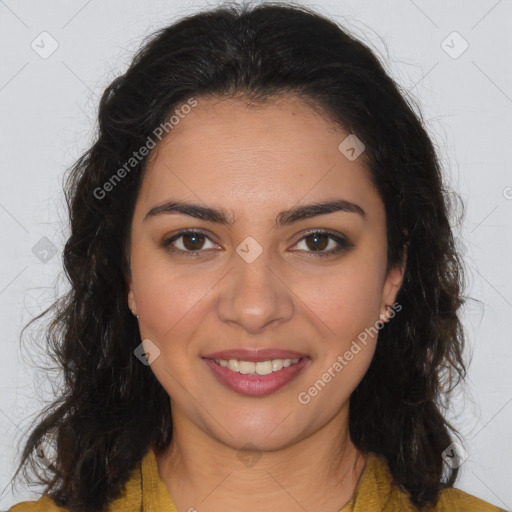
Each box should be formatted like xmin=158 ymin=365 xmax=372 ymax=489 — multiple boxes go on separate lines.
xmin=8 ymin=451 xmax=146 ymax=512
xmin=366 ymin=453 xmax=506 ymax=512
xmin=8 ymin=495 xmax=66 ymax=512
xmin=433 ymin=487 xmax=507 ymax=511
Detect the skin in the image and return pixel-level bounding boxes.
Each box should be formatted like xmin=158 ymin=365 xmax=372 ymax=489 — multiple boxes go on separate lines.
xmin=126 ymin=95 xmax=406 ymax=512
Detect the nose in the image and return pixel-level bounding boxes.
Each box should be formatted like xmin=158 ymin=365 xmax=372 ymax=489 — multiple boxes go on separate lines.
xmin=215 ymin=244 xmax=295 ymax=334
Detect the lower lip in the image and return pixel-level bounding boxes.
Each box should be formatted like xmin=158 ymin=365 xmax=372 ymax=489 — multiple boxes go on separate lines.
xmin=202 ymin=357 xmax=310 ymax=396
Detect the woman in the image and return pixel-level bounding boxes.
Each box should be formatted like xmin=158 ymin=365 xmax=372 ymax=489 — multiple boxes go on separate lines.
xmin=8 ymin=2 xmax=506 ymax=511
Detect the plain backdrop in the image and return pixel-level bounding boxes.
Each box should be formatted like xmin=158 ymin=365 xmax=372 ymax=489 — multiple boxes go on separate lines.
xmin=0 ymin=0 xmax=511 ymax=510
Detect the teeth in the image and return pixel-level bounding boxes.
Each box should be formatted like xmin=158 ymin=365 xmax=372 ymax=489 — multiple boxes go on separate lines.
xmin=238 ymin=361 xmax=255 ymax=375
xmin=213 ymin=358 xmax=301 ymax=376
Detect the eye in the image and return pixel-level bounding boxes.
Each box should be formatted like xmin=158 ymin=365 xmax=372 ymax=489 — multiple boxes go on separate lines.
xmin=162 ymin=229 xmax=352 ymax=259
xmin=162 ymin=229 xmax=219 ymax=257
xmin=291 ymin=230 xmax=353 ymax=258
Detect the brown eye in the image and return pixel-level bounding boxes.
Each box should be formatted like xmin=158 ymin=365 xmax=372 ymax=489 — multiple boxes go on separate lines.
xmin=162 ymin=230 xmax=218 ymax=257
xmin=292 ymin=230 xmax=353 ymax=258
xmin=181 ymin=232 xmax=206 ymax=250
xmin=304 ymin=232 xmax=329 ymax=251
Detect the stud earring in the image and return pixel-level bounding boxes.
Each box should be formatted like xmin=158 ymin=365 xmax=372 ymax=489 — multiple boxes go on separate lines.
xmin=380 ymin=304 xmax=392 ymax=321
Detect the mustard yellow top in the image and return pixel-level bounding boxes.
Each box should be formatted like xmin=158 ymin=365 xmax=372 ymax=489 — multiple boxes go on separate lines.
xmin=9 ymin=448 xmax=507 ymax=511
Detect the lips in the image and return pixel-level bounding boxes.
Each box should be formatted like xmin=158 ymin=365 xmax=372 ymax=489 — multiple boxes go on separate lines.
xmin=203 ymin=356 xmax=310 ymax=396
xmin=202 ymin=348 xmax=309 ymax=362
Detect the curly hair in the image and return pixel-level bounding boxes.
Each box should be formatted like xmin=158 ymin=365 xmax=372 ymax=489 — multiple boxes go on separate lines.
xmin=11 ymin=2 xmax=468 ymax=511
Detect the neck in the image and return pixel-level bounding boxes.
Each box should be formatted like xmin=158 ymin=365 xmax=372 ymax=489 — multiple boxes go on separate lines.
xmin=155 ymin=403 xmax=367 ymax=512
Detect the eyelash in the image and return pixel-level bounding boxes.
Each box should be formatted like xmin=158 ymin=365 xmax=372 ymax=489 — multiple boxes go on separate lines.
xmin=161 ymin=229 xmax=353 ymax=259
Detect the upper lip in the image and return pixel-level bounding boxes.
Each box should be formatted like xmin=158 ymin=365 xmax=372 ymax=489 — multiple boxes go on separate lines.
xmin=202 ymin=348 xmax=309 ymax=362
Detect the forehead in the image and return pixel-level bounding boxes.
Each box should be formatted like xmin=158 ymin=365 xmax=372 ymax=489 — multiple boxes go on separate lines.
xmin=150 ymin=95 xmax=348 ymax=162
xmin=138 ymin=95 xmax=381 ymax=218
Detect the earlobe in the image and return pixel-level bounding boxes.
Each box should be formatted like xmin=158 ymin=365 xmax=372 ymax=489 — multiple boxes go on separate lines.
xmin=127 ymin=286 xmax=137 ymax=317
xmin=381 ymin=247 xmax=407 ymax=317
xmin=125 ymin=261 xmax=138 ymax=316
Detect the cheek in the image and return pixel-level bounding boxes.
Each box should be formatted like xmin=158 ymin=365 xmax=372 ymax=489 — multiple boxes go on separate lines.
xmin=135 ymin=266 xmax=211 ymax=342
xmin=130 ymin=238 xmax=200 ymax=337
xmin=298 ymin=257 xmax=385 ymax=342
xmin=298 ymin=262 xmax=383 ymax=404
xmin=133 ymin=266 xmax=212 ymax=399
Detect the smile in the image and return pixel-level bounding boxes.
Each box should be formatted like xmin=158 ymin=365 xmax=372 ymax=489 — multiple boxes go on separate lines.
xmin=203 ymin=357 xmax=310 ymax=396
xmin=213 ymin=357 xmax=301 ymax=375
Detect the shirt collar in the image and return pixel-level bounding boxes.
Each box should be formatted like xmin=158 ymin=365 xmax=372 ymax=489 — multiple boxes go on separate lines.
xmin=131 ymin=446 xmax=405 ymax=512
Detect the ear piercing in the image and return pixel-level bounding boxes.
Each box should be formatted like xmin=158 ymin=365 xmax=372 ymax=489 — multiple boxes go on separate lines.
xmin=380 ymin=303 xmax=393 ymax=321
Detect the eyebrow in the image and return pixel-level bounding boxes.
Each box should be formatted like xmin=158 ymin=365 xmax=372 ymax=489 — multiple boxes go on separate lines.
xmin=144 ymin=198 xmax=366 ymax=227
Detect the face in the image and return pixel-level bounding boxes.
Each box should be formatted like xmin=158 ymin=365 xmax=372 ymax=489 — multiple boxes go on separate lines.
xmin=127 ymin=95 xmax=405 ymax=452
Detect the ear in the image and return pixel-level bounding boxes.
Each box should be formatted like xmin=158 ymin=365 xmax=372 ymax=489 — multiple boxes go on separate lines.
xmin=381 ymin=244 xmax=407 ymax=318
xmin=126 ymin=270 xmax=137 ymax=316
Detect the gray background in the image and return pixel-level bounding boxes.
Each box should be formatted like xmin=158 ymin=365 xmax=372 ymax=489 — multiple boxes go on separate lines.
xmin=0 ymin=0 xmax=511 ymax=510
